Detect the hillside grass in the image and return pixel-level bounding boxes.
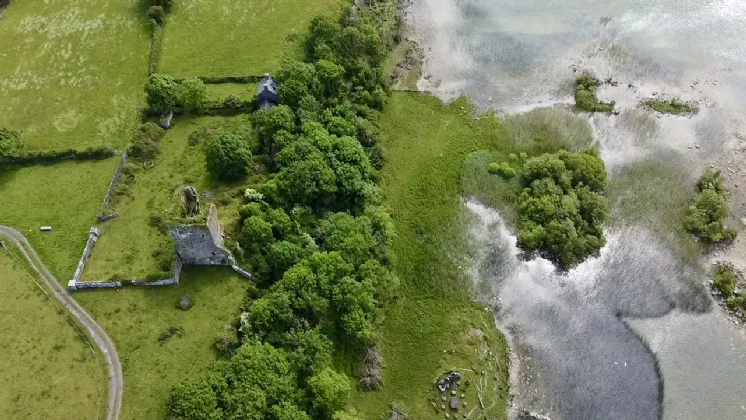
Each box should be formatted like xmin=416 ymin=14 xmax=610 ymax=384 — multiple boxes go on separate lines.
xmin=83 ymin=115 xmax=250 ymax=281
xmin=0 ymin=252 xmax=105 ymax=420
xmin=0 ymin=0 xmax=150 ymax=151
xmin=75 ymin=267 xmax=248 ymax=420
xmin=0 ymin=159 xmax=121 ymax=280
xmin=160 ymin=0 xmax=343 ymax=78
xmin=351 ymin=92 xmax=510 ymax=420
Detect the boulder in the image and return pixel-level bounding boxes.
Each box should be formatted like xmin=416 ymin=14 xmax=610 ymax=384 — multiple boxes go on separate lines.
xmin=178 ymin=295 xmax=193 ymax=311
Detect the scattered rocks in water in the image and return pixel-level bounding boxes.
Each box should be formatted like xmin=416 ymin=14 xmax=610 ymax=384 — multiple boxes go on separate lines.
xmin=178 ymin=295 xmax=193 ymax=311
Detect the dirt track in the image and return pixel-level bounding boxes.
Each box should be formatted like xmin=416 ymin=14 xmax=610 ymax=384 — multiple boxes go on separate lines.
xmin=0 ymin=226 xmax=122 ymax=420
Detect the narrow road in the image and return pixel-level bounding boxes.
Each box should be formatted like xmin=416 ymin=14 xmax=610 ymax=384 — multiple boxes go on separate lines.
xmin=0 ymin=226 xmax=122 ymax=420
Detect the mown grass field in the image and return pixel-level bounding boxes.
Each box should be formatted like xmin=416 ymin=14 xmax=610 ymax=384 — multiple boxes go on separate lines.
xmin=0 ymin=0 xmax=150 ymax=151
xmin=84 ymin=115 xmax=249 ymax=281
xmin=75 ymin=267 xmax=248 ymax=420
xmin=159 ymin=0 xmax=342 ymax=78
xmin=351 ymin=92 xmax=511 ymax=420
xmin=0 ymin=159 xmax=121 ymax=280
xmin=0 ymin=252 xmax=104 ymax=420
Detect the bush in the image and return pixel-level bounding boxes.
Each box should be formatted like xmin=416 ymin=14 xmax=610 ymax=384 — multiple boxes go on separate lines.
xmin=488 ymin=161 xmax=516 ymax=179
xmin=712 ymin=263 xmax=740 ymax=298
xmin=223 ymin=94 xmax=244 ymax=109
xmin=213 ymin=333 xmax=239 ymax=358
xmin=129 ymin=122 xmax=165 ymax=161
xmin=178 ymin=77 xmax=207 ymax=112
xmin=574 ymin=72 xmax=615 ymax=112
xmin=203 ymin=133 xmax=252 ymax=179
xmin=0 ymin=127 xmax=23 ymax=156
xmin=148 ymin=5 xmax=165 ymax=25
xmin=145 ymin=73 xmax=179 ymax=113
xmin=683 ymin=169 xmax=736 ymax=245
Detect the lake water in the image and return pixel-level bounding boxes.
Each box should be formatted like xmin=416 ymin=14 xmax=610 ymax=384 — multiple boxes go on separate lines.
xmin=408 ymin=1 xmax=746 ymax=419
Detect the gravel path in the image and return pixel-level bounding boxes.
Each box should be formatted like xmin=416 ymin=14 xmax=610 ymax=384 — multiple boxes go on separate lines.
xmin=0 ymin=226 xmax=122 ymax=420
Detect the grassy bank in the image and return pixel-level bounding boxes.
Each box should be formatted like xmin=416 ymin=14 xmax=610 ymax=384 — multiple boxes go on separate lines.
xmin=0 ymin=0 xmax=150 ymax=151
xmin=0 ymin=253 xmax=104 ymax=420
xmin=75 ymin=267 xmax=248 ymax=420
xmin=160 ymin=0 xmax=342 ymax=77
xmin=351 ymin=92 xmax=510 ymax=419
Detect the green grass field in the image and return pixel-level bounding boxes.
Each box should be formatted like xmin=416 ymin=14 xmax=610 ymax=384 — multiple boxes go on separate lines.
xmin=351 ymin=92 xmax=510 ymax=419
xmin=205 ymin=83 xmax=258 ymax=104
xmin=160 ymin=0 xmax=342 ymax=78
xmin=84 ymin=115 xmax=250 ymax=281
xmin=0 ymin=253 xmax=105 ymax=420
xmin=0 ymin=159 xmax=121 ymax=280
xmin=75 ymin=267 xmax=248 ymax=420
xmin=0 ymin=0 xmax=150 ymax=151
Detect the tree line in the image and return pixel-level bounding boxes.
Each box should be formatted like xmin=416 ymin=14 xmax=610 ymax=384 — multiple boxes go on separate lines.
xmin=166 ymin=3 xmax=399 ymax=420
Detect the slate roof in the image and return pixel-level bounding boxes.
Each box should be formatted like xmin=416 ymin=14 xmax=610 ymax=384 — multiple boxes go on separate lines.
xmin=169 ymin=226 xmax=232 ymax=266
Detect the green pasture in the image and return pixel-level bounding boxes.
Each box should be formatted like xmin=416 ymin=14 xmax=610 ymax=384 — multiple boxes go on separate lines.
xmin=0 ymin=0 xmax=150 ymax=151
xmin=159 ymin=0 xmax=342 ymax=78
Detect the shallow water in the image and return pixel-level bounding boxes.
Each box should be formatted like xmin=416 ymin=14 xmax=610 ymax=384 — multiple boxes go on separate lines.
xmin=409 ymin=1 xmax=746 ymax=418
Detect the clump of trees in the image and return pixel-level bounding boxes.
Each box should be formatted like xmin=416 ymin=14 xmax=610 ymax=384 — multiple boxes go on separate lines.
xmin=683 ymin=169 xmax=736 ymax=244
xmin=144 ymin=73 xmax=207 ymax=113
xmin=574 ymin=72 xmax=615 ymax=112
xmin=167 ymin=4 xmax=399 ymax=419
xmin=516 ymin=149 xmax=609 ymax=267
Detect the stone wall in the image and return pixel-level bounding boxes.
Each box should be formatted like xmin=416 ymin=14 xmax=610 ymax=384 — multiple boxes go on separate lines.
xmin=71 ymin=227 xmax=100 ymax=283
xmin=207 ymin=204 xmax=223 ymax=248
xmin=98 ymin=151 xmax=128 ymax=217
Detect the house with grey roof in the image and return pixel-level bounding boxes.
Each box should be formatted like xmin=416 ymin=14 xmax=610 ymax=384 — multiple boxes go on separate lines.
xmin=257 ymin=74 xmax=279 ymax=109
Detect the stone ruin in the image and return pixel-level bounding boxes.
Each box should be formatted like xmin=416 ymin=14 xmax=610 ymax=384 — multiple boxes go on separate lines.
xmin=184 ymin=186 xmax=200 ymax=217
xmin=359 ymin=346 xmax=384 ymax=391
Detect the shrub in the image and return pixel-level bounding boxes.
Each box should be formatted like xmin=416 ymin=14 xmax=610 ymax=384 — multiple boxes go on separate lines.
xmin=145 ymin=73 xmax=179 ymax=113
xmin=148 ymin=214 xmax=169 ymax=234
xmin=223 ymin=94 xmax=244 ymax=109
xmin=488 ymin=161 xmax=516 ymax=179
xmin=129 ymin=122 xmax=165 ymax=161
xmin=0 ymin=127 xmax=23 ymax=156
xmin=178 ymin=295 xmax=193 ymax=311
xmin=213 ymin=333 xmax=239 ymax=358
xmin=683 ymin=169 xmax=736 ymax=245
xmin=203 ymin=133 xmax=252 ymax=179
xmin=178 ymin=77 xmax=207 ymax=112
xmin=244 ymin=188 xmax=264 ymax=202
xmin=574 ymin=72 xmax=615 ymax=112
xmin=712 ymin=263 xmax=740 ymax=298
xmin=148 ymin=6 xmax=165 ymax=25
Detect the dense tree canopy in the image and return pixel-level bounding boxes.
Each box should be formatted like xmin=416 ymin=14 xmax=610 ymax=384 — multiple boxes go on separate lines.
xmin=168 ymin=5 xmax=398 ymax=420
xmin=517 ymin=150 xmax=609 ymax=267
